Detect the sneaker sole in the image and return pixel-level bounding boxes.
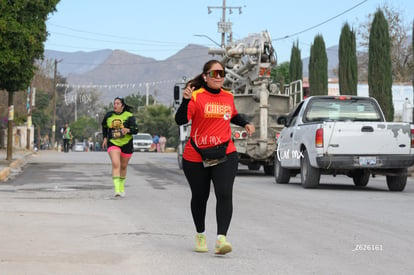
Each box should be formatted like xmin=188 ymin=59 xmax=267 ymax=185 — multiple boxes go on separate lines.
xmin=215 ymin=244 xmax=232 ymax=255
xmin=195 ymin=248 xmax=208 ymax=253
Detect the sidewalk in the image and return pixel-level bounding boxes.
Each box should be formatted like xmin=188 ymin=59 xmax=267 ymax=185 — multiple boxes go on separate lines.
xmin=0 ymin=149 xmax=33 ymax=182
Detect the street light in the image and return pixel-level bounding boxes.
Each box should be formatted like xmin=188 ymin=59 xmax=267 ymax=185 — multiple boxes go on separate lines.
xmin=193 ymin=34 xmax=221 ymax=47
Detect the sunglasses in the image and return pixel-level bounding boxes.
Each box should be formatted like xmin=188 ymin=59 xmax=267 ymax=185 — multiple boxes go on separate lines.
xmin=206 ymin=70 xmax=225 ymax=78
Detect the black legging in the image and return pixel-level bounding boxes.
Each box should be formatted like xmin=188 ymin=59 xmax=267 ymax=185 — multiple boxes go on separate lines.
xmin=63 ymin=138 xmax=70 ymax=152
xmin=183 ymin=152 xmax=238 ymax=236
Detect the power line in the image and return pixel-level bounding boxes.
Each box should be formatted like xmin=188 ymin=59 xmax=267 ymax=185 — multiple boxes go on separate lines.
xmin=48 ymin=23 xmax=185 ymax=46
xmin=272 ymin=0 xmax=368 ymax=41
xmin=50 ymin=31 xmax=181 ymax=47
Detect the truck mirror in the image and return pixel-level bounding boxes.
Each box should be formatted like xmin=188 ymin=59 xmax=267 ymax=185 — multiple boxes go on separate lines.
xmin=174 ymin=86 xmax=180 ymax=101
xmin=277 ymin=116 xmax=287 ymax=126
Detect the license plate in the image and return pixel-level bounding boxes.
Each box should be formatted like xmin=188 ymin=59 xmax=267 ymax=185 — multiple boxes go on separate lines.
xmin=359 ymin=156 xmax=377 ymax=166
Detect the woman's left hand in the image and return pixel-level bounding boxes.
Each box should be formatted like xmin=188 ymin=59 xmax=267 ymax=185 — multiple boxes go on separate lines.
xmin=245 ymin=124 xmax=255 ymax=136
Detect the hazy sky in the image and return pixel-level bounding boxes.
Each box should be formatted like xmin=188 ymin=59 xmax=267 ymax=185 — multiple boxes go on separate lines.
xmin=45 ymin=0 xmax=413 ymax=63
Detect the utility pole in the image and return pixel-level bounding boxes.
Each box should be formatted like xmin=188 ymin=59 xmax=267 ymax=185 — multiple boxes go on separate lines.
xmin=207 ymin=0 xmax=242 ymax=47
xmin=51 ymin=58 xmax=62 ymax=149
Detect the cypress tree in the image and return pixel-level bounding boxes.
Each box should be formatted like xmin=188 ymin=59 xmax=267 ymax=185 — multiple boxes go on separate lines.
xmin=368 ymin=9 xmax=394 ymax=121
xmin=309 ymin=35 xmax=328 ymax=96
xmin=289 ymin=41 xmax=303 ymax=101
xmin=338 ymin=23 xmax=358 ymax=95
xmin=290 ymin=40 xmax=303 ymax=82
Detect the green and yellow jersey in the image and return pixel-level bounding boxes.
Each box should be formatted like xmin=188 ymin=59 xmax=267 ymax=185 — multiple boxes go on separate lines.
xmin=102 ymin=110 xmax=138 ymax=147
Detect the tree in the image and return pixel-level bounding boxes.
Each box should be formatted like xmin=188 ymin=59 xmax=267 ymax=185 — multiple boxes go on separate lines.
xmin=369 ymin=9 xmax=394 ymax=121
xmin=338 ymin=23 xmax=358 ymax=95
xmin=136 ymin=104 xmax=177 ymax=147
xmin=103 ymin=94 xmax=155 ymax=114
xmin=270 ymin=62 xmax=290 ymax=92
xmin=289 ymin=41 xmax=303 ymax=82
xmin=31 ymin=90 xmax=51 ymax=149
xmin=309 ymin=35 xmax=328 ymax=96
xmin=357 ymin=3 xmax=412 ymax=82
xmin=70 ymin=116 xmax=99 ymax=142
xmin=0 ymin=0 xmax=59 ymax=160
xmin=289 ymin=41 xmax=303 ymax=101
xmin=125 ymin=93 xmax=155 ymax=112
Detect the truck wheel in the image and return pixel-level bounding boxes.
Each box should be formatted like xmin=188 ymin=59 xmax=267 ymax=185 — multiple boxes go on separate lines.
xmin=352 ymin=170 xmax=370 ymax=186
xmin=300 ymin=150 xmax=320 ymax=188
xmin=275 ymin=157 xmax=290 ymax=184
xmin=386 ymin=168 xmax=407 ymax=191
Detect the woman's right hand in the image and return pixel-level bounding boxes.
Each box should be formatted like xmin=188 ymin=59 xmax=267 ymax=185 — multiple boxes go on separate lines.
xmin=102 ymin=138 xmax=107 ymax=149
xmin=183 ymin=85 xmax=194 ymax=99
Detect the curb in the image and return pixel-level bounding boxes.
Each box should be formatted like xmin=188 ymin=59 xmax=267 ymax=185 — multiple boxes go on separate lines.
xmin=0 ymin=152 xmax=32 ymax=182
xmin=0 ymin=167 xmax=10 ymax=182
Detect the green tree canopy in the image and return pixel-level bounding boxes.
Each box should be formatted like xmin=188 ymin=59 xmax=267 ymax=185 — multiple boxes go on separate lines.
xmin=309 ymin=34 xmax=328 ymax=96
xmin=369 ymin=9 xmax=394 ymax=121
xmin=70 ymin=116 xmax=99 ymax=142
xmin=0 ymin=0 xmax=59 ymax=159
xmin=289 ymin=40 xmax=303 ymax=102
xmin=338 ymin=22 xmax=358 ymax=95
xmin=357 ymin=3 xmax=412 ymax=82
xmin=270 ymin=62 xmax=290 ymax=92
xmin=0 ymin=0 xmax=59 ymax=92
xmin=136 ymin=104 xmax=177 ymax=147
xmin=289 ymin=40 xmax=303 ymax=82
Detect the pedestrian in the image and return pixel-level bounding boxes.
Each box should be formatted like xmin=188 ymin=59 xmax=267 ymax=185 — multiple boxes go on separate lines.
xmin=159 ymin=135 xmax=167 ymax=152
xmin=62 ymin=123 xmax=72 ymax=153
xmin=175 ymin=59 xmax=255 ymax=255
xmin=152 ymin=134 xmax=160 ymax=152
xmin=102 ymin=97 xmax=139 ymax=197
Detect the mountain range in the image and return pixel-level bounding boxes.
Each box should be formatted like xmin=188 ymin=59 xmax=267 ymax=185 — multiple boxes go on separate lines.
xmin=44 ymin=44 xmax=341 ymax=105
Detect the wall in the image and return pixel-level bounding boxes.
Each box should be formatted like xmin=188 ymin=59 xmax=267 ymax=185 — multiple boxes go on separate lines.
xmin=1 ymin=126 xmax=35 ymax=150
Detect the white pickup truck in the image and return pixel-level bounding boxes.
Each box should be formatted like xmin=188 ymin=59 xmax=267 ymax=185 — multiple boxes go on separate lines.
xmin=275 ymin=95 xmax=414 ymax=191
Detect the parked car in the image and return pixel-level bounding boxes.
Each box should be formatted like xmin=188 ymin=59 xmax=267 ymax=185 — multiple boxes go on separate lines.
xmin=133 ymin=133 xmax=153 ymax=152
xmin=73 ymin=142 xmax=85 ymax=152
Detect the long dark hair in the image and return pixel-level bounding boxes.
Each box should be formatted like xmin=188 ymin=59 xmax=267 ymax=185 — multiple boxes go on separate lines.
xmin=186 ymin=59 xmax=225 ymax=90
xmin=114 ymin=96 xmax=133 ymax=113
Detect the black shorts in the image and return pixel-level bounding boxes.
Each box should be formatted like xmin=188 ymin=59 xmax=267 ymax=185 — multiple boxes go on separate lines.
xmin=107 ymin=139 xmax=133 ymax=155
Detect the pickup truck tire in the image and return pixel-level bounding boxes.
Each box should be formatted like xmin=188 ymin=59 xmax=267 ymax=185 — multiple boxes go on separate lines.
xmin=352 ymin=170 xmax=370 ymax=186
xmin=386 ymin=168 xmax=407 ymax=191
xmin=275 ymin=157 xmax=290 ymax=184
xmin=301 ymin=150 xmax=320 ymax=188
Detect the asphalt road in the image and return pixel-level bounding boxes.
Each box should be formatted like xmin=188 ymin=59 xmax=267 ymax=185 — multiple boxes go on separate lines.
xmin=0 ymin=150 xmax=413 ymax=275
